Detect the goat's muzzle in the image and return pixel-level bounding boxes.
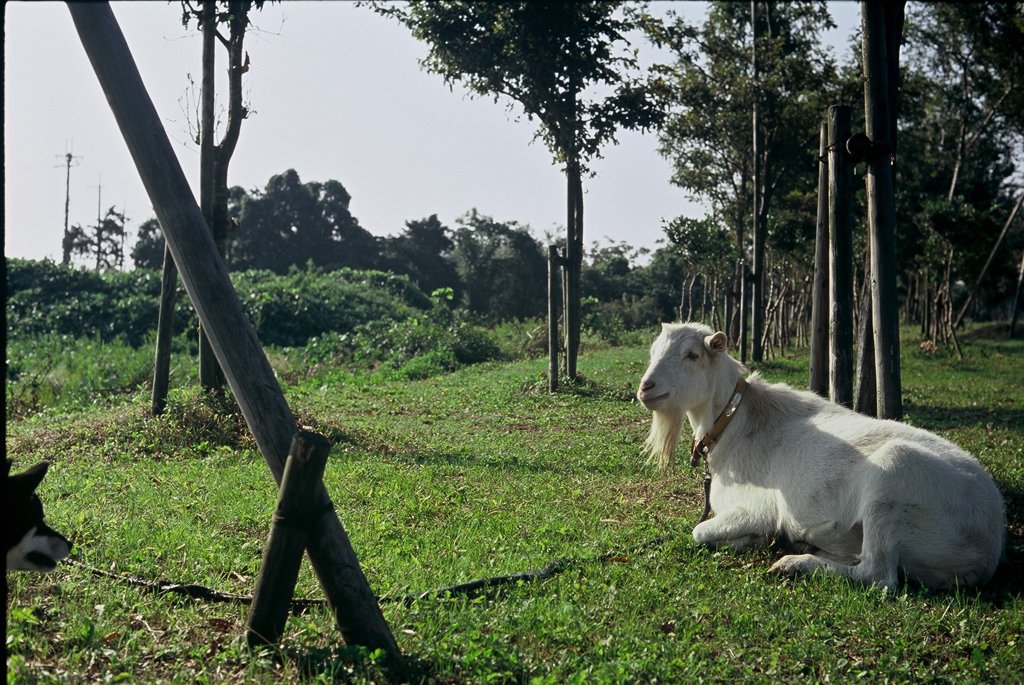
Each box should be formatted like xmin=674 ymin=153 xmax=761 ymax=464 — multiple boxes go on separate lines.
xmin=637 ymin=379 xmax=670 ymax=408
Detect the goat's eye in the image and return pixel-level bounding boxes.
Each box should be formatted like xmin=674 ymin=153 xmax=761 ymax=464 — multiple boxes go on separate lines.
xmin=685 ymin=350 xmax=700 ymax=361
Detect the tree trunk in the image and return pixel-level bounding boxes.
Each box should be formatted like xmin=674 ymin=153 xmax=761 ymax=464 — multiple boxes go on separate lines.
xmin=198 ymin=0 xmax=223 ymax=391
xmin=751 ymin=0 xmax=765 ymax=362
xmin=564 ymin=159 xmax=583 ymax=381
xmin=67 ymin=6 xmax=407 ymax=676
xmin=862 ymin=0 xmax=903 ymax=420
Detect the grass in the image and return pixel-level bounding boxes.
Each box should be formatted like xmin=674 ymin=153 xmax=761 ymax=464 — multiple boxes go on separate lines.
xmin=6 ymin=327 xmax=1023 ymax=683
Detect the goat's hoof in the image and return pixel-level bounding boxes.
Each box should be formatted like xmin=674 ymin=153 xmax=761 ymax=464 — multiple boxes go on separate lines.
xmin=768 ymin=553 xmax=819 ymax=577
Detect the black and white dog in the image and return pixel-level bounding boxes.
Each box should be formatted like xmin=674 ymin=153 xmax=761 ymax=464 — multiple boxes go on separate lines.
xmin=5 ymin=460 xmax=72 ymax=573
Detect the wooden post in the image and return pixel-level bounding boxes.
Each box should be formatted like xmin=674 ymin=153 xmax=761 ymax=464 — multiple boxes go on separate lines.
xmin=854 ymin=260 xmax=877 ymax=416
xmin=66 ymin=5 xmax=406 ymax=677
xmin=1010 ymin=249 xmax=1024 ymax=337
xmin=808 ymin=121 xmax=829 ymax=397
xmin=246 ymin=431 xmax=331 ymax=647
xmin=862 ymin=0 xmax=903 ymax=420
xmin=828 ymin=104 xmax=854 ymax=408
xmin=548 ymin=245 xmax=560 ymax=393
xmin=751 ymin=0 xmax=765 ymax=363
xmin=152 ymin=242 xmax=176 ymax=415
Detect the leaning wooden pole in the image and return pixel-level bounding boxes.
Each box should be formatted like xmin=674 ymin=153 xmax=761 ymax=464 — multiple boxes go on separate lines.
xmin=808 ymin=121 xmax=829 ymax=398
xmin=862 ymin=0 xmax=903 ymax=421
xmin=66 ymin=4 xmax=406 ymax=677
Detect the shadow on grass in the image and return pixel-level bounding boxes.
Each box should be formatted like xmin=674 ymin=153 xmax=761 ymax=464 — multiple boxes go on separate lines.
xmin=903 ymin=403 xmax=1024 ymax=432
xmin=280 ymin=644 xmax=527 ymax=684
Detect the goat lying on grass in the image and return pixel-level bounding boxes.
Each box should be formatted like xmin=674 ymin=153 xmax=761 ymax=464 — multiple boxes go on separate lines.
xmin=636 ymin=322 xmax=1005 ymax=590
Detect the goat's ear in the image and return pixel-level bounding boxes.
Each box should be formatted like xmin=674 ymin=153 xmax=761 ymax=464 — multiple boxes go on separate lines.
xmin=703 ymin=331 xmax=728 ymax=356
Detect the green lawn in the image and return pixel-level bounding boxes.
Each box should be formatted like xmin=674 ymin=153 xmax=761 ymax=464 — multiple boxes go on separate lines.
xmin=6 ymin=329 xmax=1023 ymax=683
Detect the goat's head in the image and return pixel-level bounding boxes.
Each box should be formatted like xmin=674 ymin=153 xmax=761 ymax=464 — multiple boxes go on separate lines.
xmin=637 ymin=322 xmax=730 ymax=470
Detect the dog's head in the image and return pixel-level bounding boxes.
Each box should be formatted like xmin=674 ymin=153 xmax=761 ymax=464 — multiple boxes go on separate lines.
xmin=4 ymin=460 xmax=72 ymax=572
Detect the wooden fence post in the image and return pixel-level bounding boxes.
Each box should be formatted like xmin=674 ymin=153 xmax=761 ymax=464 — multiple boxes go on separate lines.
xmin=828 ymin=104 xmax=854 ymax=409
xmin=808 ymin=121 xmax=829 ymax=397
xmin=246 ymin=431 xmax=331 ymax=647
xmin=151 ymin=242 xmax=176 ymax=415
xmin=66 ymin=5 xmax=406 ymax=678
xmin=548 ymin=245 xmax=560 ymax=393
xmin=862 ymin=0 xmax=903 ymax=420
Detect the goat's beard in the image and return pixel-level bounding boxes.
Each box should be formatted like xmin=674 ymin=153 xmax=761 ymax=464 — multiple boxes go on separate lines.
xmin=643 ymin=409 xmax=685 ymax=472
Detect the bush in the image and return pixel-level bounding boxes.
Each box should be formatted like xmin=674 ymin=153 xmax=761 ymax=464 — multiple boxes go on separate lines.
xmin=300 ymin=295 xmax=504 ymax=379
xmin=6 ymin=259 xmax=432 ymax=348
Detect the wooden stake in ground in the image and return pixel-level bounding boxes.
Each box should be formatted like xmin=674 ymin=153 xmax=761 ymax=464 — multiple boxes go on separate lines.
xmin=66 ymin=4 xmax=406 ymax=678
xmin=247 ymin=431 xmax=331 ymax=648
xmin=862 ymin=0 xmax=903 ymax=421
xmin=809 ymin=121 xmax=829 ymax=398
xmin=828 ymin=104 xmax=854 ymax=409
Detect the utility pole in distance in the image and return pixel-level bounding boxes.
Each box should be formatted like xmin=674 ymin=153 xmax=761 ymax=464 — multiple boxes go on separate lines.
xmin=57 ymin=146 xmax=83 ymax=265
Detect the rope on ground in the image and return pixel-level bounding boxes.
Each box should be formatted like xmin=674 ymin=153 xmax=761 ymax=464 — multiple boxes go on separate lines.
xmin=65 ymin=533 xmax=678 ymax=610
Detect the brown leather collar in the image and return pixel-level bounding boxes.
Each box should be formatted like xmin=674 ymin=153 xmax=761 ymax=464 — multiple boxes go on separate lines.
xmin=690 ymin=377 xmax=748 ymax=467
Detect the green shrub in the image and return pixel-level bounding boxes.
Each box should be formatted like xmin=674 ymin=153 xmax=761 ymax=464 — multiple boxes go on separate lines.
xmin=300 ymin=296 xmax=504 ymax=379
xmin=6 ymin=259 xmax=433 ymax=348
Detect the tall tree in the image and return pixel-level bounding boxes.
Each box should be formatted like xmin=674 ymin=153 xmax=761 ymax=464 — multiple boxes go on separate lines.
xmin=66 ymin=206 xmax=128 ymax=271
xmin=230 ymin=169 xmax=379 ymax=273
xmin=377 ymin=1 xmax=665 ymax=379
xmin=451 ymin=209 xmax=547 ymax=321
xmin=380 ymin=215 xmax=461 ymax=298
xmin=167 ymin=0 xmax=260 ymax=391
xmin=895 ymin=3 xmax=1023 ymax=333
xmin=645 ymin=1 xmax=836 ymax=356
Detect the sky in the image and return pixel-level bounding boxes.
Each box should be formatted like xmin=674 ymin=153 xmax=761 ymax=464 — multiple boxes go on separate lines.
xmin=3 ymin=1 xmax=860 ymax=267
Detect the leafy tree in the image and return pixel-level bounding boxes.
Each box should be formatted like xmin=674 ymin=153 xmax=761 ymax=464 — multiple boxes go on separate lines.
xmin=451 ymin=209 xmax=546 ymax=321
xmin=66 ymin=206 xmax=128 ymax=271
xmin=131 ymin=218 xmax=164 ymax=270
xmin=377 ymin=0 xmax=666 ymax=379
xmin=379 ymin=215 xmax=461 ymax=298
xmin=895 ymin=3 xmax=1023 ymax=328
xmin=664 ymin=215 xmax=739 ymax=325
xmin=229 ymin=169 xmax=380 ymax=273
xmin=644 ymin=1 xmax=837 ymax=350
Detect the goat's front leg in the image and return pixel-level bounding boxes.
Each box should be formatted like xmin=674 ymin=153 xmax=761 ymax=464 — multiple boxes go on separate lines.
xmin=693 ymin=508 xmax=774 ymax=552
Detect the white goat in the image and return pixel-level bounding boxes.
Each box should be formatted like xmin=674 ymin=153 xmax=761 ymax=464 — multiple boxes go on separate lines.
xmin=637 ymin=322 xmax=1005 ymax=590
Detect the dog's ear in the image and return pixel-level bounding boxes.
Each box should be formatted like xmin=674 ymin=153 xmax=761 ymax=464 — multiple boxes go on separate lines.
xmin=12 ymin=462 xmax=50 ymax=495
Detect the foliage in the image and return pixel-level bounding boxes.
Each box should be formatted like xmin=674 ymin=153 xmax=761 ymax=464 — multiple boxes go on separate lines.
xmin=6 ymin=330 xmax=1023 ymax=683
xmin=451 ymin=209 xmax=548 ymax=321
xmin=645 ymin=1 xmax=837 ymax=244
xmin=230 ymin=266 xmax=431 ymax=347
xmin=379 ymin=1 xmax=666 ymax=171
xmin=228 ymin=169 xmax=380 ymax=273
xmin=6 ymin=259 xmax=164 ymax=346
xmin=896 ymin=3 xmax=1024 ymax=320
xmin=300 ymin=290 xmax=504 ymax=380
xmin=64 ymin=206 xmax=128 ymax=271
xmin=5 ymin=259 xmax=432 ymax=349
xmin=378 ymin=214 xmax=462 ymax=300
